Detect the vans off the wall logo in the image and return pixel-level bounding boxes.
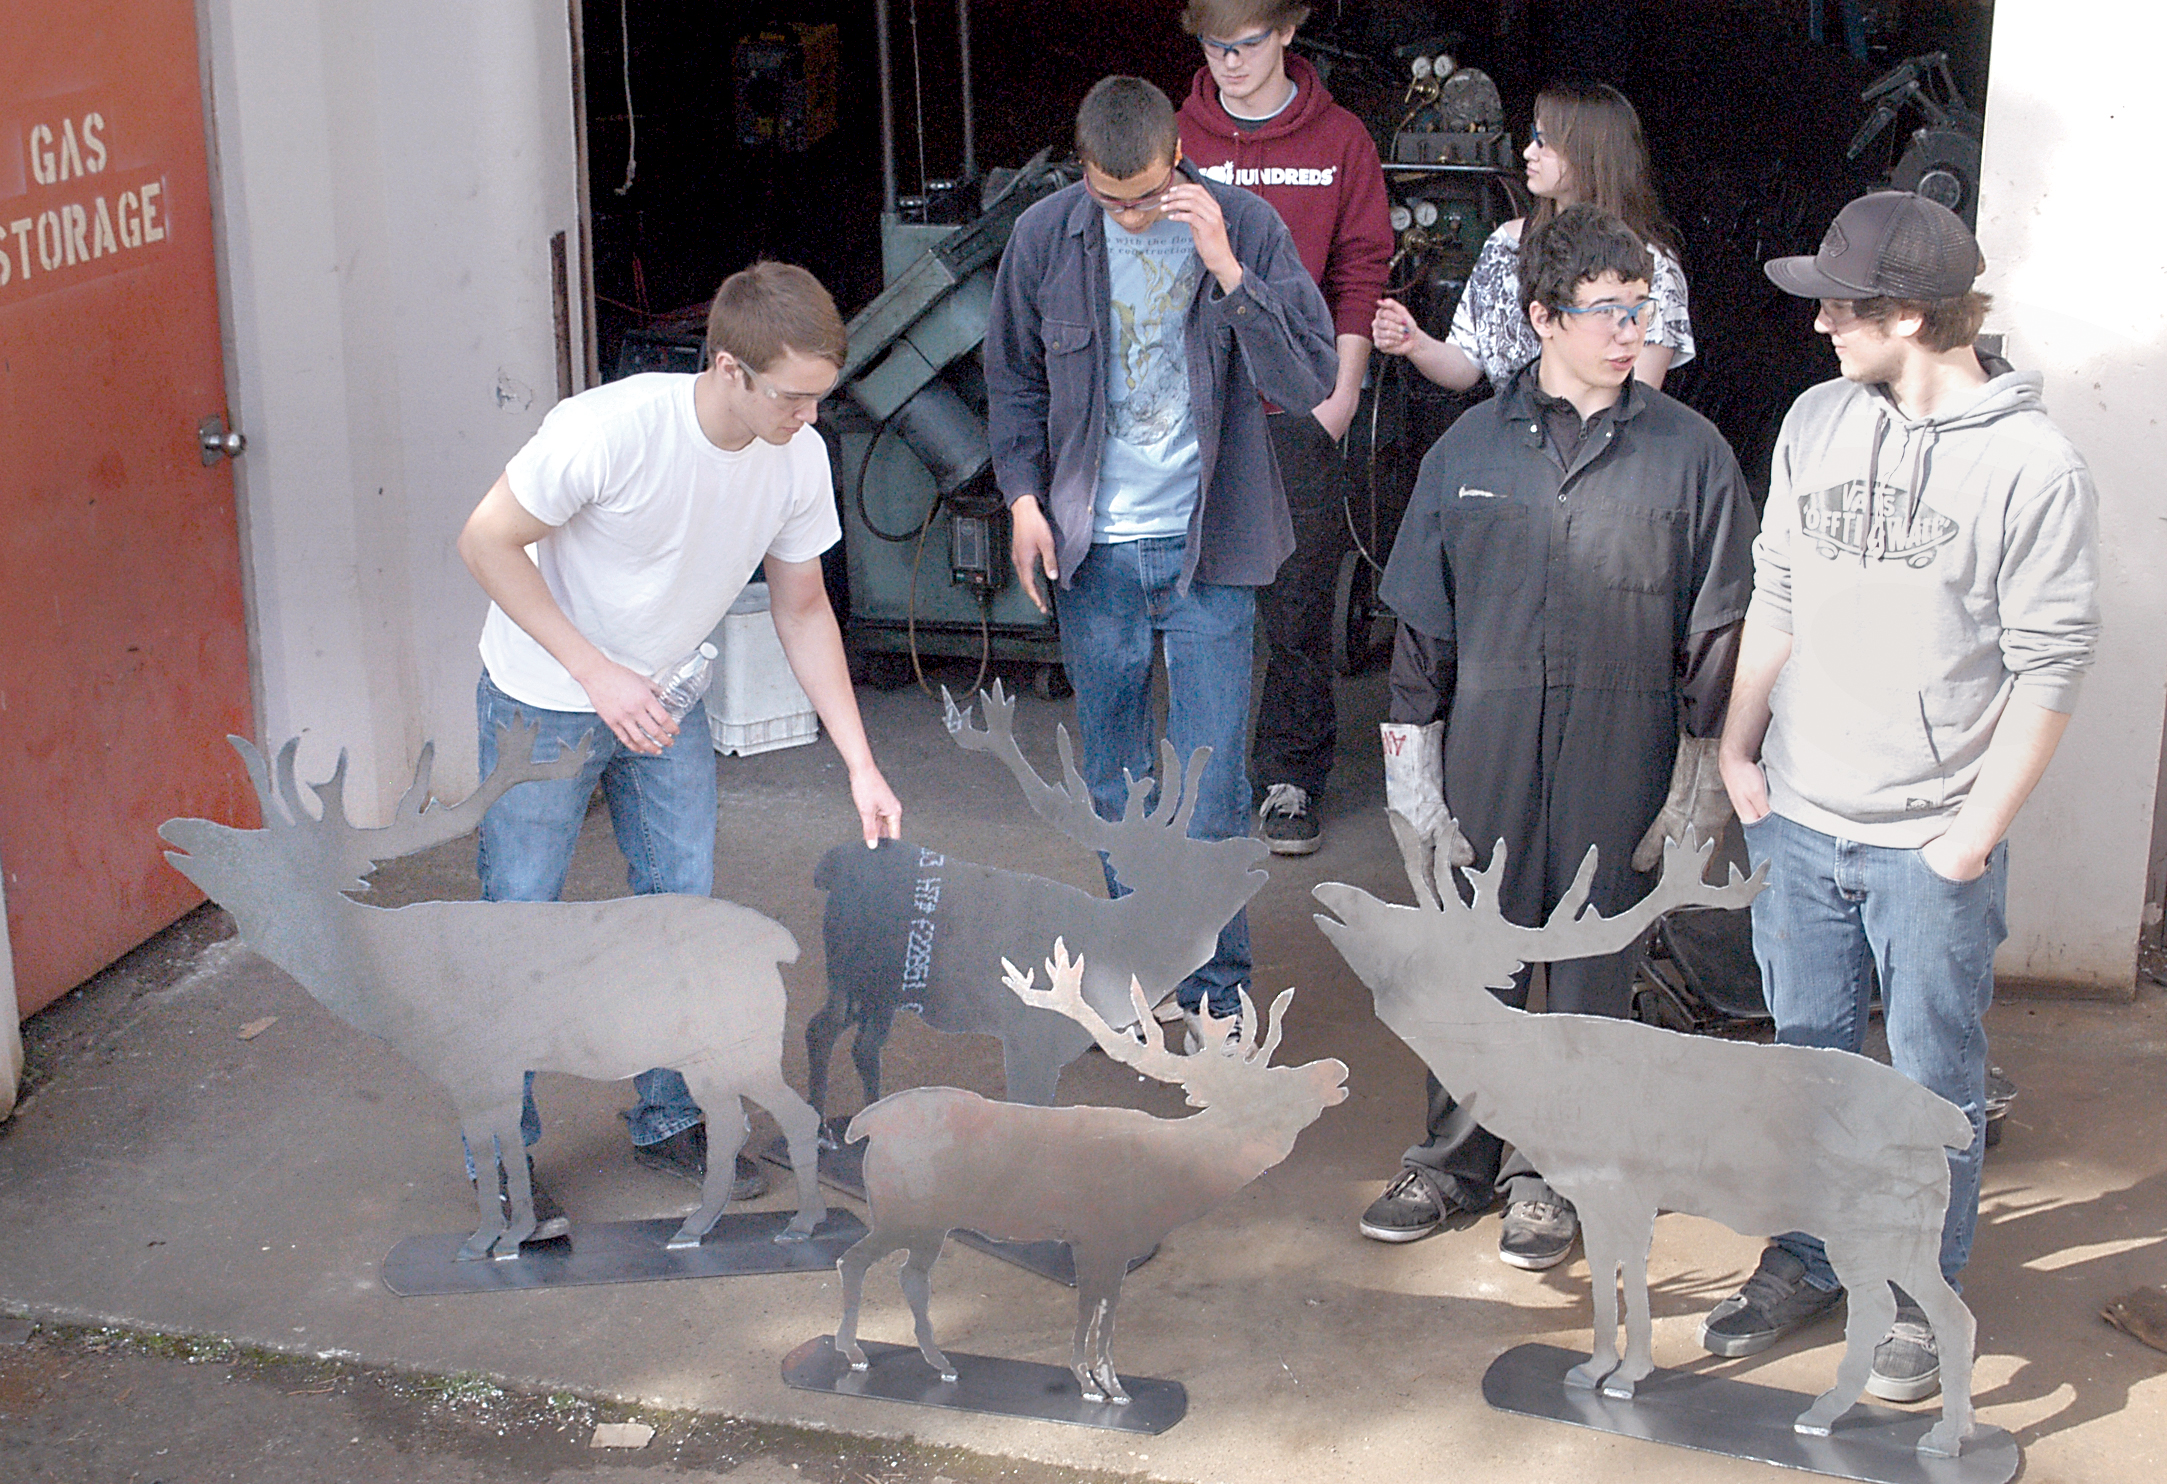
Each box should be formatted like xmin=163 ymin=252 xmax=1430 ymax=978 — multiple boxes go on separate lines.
xmin=1800 ymin=481 xmax=1958 ymax=568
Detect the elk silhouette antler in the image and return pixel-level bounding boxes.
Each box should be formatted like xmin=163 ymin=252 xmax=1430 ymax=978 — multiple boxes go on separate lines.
xmin=945 ymin=683 xmax=1229 ymax=891
xmin=1003 ymin=940 xmax=1297 ymax=1104
xmin=1509 ymin=831 xmax=1761 ymax=961
xmin=1003 ymin=940 xmax=1183 ymax=1081
xmin=1382 ymin=822 xmax=1763 ymax=972
xmin=227 ymin=719 xmax=594 ymax=886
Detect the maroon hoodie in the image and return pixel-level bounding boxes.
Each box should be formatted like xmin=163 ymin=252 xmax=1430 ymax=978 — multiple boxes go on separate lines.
xmin=1178 ymin=53 xmax=1393 ymax=343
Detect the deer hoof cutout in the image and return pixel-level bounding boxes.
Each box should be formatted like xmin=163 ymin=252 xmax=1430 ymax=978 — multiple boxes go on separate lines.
xmin=775 ymin=1212 xmax=821 ymax=1243
xmin=838 ymin=1340 xmax=869 ymax=1372
xmin=1563 ymin=1358 xmax=1614 ymax=1391
xmin=1792 ymin=1415 xmax=1835 ymax=1438
xmin=664 ymin=1230 xmax=706 ymax=1253
xmin=1918 ymin=1422 xmax=1968 ymax=1459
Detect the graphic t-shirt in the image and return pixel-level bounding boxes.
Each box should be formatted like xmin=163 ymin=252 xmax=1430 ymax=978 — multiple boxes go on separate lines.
xmin=1095 ymin=214 xmax=1203 ymax=540
xmin=1448 ymin=223 xmax=1695 ymax=389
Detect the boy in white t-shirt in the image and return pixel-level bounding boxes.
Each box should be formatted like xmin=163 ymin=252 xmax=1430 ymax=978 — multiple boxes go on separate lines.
xmin=456 ymin=261 xmax=902 ymax=1216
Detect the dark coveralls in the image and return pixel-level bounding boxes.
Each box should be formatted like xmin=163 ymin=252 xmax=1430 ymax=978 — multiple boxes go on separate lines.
xmin=1377 ymin=365 xmax=1757 ymax=1205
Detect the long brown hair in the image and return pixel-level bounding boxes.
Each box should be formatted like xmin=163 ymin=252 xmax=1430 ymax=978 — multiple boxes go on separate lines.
xmin=1526 ymin=81 xmax=1680 ymax=260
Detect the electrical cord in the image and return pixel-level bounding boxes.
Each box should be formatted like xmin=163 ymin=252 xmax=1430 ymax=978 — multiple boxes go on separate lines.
xmin=1346 ymin=351 xmax=1392 ymax=578
xmin=850 ymin=415 xmax=988 ymax=694
xmin=853 ymin=420 xmax=941 ymax=543
xmin=613 ymin=0 xmax=637 ymax=196
xmin=904 ymin=500 xmax=991 ymax=699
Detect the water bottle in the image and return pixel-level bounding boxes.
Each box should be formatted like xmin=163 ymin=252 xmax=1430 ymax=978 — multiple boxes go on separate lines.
xmin=652 ymin=642 xmax=719 ymax=721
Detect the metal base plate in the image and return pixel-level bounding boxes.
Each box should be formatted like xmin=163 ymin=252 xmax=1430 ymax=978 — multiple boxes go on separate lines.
xmin=782 ymin=1335 xmax=1186 ymax=1434
xmin=765 ymin=1133 xmax=1153 ymax=1287
xmin=1483 ymin=1343 xmax=2018 ymax=1484
xmin=380 ymin=1210 xmax=868 ymax=1297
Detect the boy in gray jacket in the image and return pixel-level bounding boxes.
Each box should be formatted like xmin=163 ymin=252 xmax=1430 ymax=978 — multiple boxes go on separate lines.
xmin=1703 ymin=192 xmax=2101 ymax=1402
xmin=985 ymin=75 xmax=1336 ymax=1022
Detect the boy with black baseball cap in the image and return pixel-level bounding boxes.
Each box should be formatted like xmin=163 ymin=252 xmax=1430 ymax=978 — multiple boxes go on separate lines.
xmin=1701 ymin=191 xmax=2101 ymax=1402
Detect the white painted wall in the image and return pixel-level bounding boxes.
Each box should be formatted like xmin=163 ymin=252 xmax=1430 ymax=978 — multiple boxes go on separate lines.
xmin=200 ymin=0 xmax=584 ymax=819
xmin=1978 ymin=1 xmax=2167 ymax=994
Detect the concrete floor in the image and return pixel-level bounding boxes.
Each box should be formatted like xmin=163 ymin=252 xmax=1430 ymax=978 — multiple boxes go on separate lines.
xmin=2 ymin=662 xmax=2163 ymax=1482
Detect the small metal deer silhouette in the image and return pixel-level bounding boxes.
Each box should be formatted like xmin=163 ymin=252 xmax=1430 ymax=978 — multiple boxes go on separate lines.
xmin=159 ymin=723 xmax=826 ymax=1260
xmin=1314 ymin=830 xmax=1978 ymax=1458
xmin=832 ymin=940 xmax=1347 ymax=1404
xmin=805 ymin=680 xmax=1268 ymax=1111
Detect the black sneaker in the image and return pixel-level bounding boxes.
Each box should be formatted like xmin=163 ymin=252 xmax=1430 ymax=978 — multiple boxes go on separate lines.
xmin=1867 ymin=1297 xmax=1941 ymax=1402
xmin=526 ymin=1168 xmax=571 ymax=1243
xmin=1359 ymin=1166 xmax=1492 ymax=1243
xmin=1700 ymin=1246 xmax=1846 ymax=1357
xmin=474 ymin=1158 xmax=570 ymax=1243
xmin=1499 ymin=1199 xmax=1578 ymax=1271
xmin=1258 ymin=784 xmax=1322 ymax=856
xmin=633 ymin=1125 xmax=770 ymax=1201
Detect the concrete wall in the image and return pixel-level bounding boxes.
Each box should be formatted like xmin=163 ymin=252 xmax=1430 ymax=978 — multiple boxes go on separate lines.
xmin=200 ymin=0 xmax=584 ymax=819
xmin=1978 ymin=1 xmax=2167 ymax=994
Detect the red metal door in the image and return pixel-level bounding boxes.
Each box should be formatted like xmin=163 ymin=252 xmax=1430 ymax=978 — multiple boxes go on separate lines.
xmin=1 ymin=0 xmax=255 ymax=1016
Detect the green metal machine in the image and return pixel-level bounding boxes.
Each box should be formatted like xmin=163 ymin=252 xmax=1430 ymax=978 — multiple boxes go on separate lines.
xmin=833 ymin=1 xmax=1071 ymax=695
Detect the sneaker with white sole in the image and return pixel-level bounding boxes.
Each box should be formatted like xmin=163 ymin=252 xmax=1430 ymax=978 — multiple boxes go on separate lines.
xmin=1257 ymin=783 xmax=1321 ymax=855
xmin=1358 ymin=1165 xmax=1493 ymax=1243
xmin=1498 ymin=1198 xmax=1578 ymax=1270
xmin=1700 ymin=1245 xmax=1846 ymax=1356
xmin=1866 ymin=1296 xmax=1941 ymax=1402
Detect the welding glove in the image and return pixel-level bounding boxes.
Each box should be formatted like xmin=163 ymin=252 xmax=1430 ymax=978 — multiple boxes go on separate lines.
xmin=1631 ymin=734 xmax=1732 ymax=872
xmin=1381 ymin=721 xmax=1473 ymax=904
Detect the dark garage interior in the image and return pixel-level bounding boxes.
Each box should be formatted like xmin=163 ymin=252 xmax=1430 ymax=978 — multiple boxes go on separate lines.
xmin=574 ymin=0 xmax=1995 ymax=667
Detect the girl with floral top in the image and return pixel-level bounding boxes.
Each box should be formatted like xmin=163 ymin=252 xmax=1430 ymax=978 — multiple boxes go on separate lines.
xmin=1373 ymin=81 xmax=1692 ymax=391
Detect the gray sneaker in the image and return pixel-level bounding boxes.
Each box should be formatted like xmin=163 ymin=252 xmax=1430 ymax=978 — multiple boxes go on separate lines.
xmin=1499 ymin=1199 xmax=1578 ymax=1270
xmin=1257 ymin=783 xmax=1322 ymax=855
xmin=1700 ymin=1245 xmax=1846 ymax=1357
xmin=1867 ymin=1296 xmax=1941 ymax=1402
xmin=1358 ymin=1165 xmax=1493 ymax=1243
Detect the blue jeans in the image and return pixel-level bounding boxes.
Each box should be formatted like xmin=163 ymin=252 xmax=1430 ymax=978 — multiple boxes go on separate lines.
xmin=1058 ymin=538 xmax=1255 ymax=1017
xmin=473 ymin=671 xmax=713 ymax=1156
xmin=1744 ymin=810 xmax=2007 ymax=1291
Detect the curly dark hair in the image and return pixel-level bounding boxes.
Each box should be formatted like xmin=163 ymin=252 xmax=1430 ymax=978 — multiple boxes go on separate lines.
xmin=1521 ymin=204 xmax=1655 ymax=320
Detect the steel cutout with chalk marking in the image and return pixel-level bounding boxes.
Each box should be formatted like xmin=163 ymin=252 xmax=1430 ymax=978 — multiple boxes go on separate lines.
xmin=803 ymin=681 xmax=1268 ymax=1117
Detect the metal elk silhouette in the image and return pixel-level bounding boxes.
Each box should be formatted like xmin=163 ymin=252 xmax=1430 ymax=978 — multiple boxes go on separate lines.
xmin=1314 ymin=829 xmax=1979 ymax=1458
xmin=833 ymin=940 xmax=1347 ymax=1403
xmin=159 ymin=723 xmax=826 ymax=1261
xmin=805 ymin=681 xmax=1268 ymax=1112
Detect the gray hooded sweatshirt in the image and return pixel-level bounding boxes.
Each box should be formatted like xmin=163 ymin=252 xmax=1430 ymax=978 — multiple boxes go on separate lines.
xmin=1750 ymin=368 xmax=2100 ymax=848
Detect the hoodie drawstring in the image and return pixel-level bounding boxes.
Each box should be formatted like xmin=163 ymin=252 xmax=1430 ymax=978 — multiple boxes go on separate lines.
xmin=1862 ymin=410 xmax=1889 ymax=565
